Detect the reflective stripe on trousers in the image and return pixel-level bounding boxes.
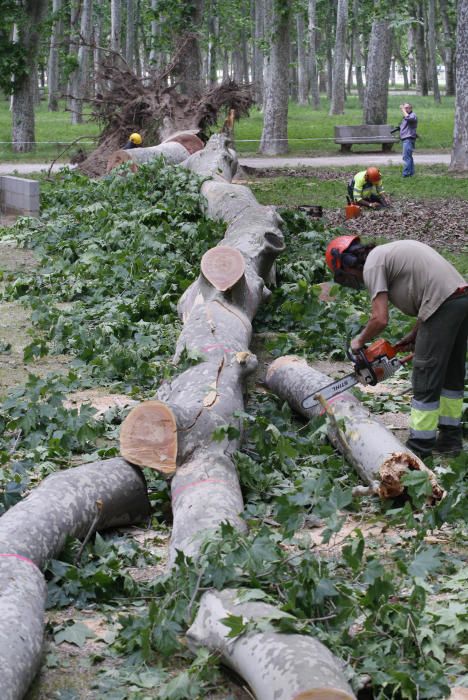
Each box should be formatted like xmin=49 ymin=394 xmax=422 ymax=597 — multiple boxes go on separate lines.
xmin=409 ymin=398 xmax=438 ymax=440
xmin=439 ymin=388 xmax=464 ymax=427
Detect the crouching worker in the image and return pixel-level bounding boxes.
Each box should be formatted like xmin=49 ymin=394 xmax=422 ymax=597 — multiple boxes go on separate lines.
xmin=325 ymin=235 xmax=468 ymax=458
xmin=347 ymin=167 xmax=390 ymax=209
xmin=123 ymin=132 xmax=143 ymax=150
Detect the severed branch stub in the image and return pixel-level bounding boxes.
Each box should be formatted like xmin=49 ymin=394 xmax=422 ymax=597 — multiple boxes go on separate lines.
xmin=266 ymin=355 xmax=444 ymax=502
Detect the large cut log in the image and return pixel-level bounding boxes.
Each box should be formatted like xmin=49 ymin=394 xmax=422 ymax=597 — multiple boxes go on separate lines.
xmin=0 ymin=458 xmax=150 ymax=699
xmin=266 ymin=356 xmax=443 ymax=501
xmin=120 ymin=134 xmax=286 ymax=567
xmin=187 ymin=589 xmax=356 ymax=700
xmin=107 ymin=141 xmax=191 ymax=172
xmin=0 ymin=557 xmax=46 ymax=700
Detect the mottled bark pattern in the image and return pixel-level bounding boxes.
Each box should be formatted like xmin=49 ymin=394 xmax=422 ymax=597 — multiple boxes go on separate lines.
xmin=0 ymin=458 xmax=150 ymax=698
xmin=329 ymin=0 xmax=348 ymax=115
xmin=450 ymin=0 xmax=468 ymax=171
xmin=266 ymin=356 xmax=443 ymax=501
xmin=259 ymin=0 xmax=290 ymax=155
xmin=363 ymin=18 xmax=393 ymax=124
xmin=187 ymin=589 xmax=356 ymax=699
xmin=107 ymin=142 xmax=191 ymax=172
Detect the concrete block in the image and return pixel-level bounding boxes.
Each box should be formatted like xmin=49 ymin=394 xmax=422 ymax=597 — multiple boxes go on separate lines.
xmin=0 ymin=175 xmax=40 ymax=216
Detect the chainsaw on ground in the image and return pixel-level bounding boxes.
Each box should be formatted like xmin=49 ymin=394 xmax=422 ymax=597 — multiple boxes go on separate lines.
xmin=302 ymin=338 xmax=413 ymax=411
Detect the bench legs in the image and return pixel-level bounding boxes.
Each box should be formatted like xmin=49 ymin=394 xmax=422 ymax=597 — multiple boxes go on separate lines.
xmin=340 ymin=144 xmax=352 ymax=153
xmin=382 ymin=143 xmax=394 ymax=152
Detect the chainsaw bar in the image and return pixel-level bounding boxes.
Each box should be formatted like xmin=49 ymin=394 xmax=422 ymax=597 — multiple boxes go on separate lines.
xmin=302 ymin=372 xmax=358 ymax=410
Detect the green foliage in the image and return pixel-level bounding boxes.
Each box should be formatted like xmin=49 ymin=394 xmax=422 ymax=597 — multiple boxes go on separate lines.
xmin=4 ymin=161 xmax=224 ymax=389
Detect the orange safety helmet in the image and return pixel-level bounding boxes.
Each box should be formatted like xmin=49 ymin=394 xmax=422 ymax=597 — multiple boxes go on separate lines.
xmin=366 ymin=167 xmax=381 ymax=184
xmin=325 ymin=235 xmax=361 ymax=273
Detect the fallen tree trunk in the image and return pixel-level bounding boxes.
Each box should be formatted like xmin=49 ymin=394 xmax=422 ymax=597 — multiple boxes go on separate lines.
xmin=266 ymin=356 xmax=443 ymax=501
xmin=120 ymin=133 xmax=286 ymax=566
xmin=0 ymin=458 xmax=150 ymax=699
xmin=107 ymin=141 xmax=191 ymax=172
xmin=187 ymin=588 xmax=356 ymax=700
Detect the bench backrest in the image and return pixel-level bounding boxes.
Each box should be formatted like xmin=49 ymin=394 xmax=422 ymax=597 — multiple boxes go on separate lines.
xmin=335 ymin=124 xmax=394 ymax=138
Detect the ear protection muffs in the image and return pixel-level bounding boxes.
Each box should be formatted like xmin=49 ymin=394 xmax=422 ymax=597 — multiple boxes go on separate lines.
xmin=334 ymin=269 xmax=364 ymax=290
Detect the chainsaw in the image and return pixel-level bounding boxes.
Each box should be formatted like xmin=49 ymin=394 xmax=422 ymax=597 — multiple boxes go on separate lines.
xmin=302 ymin=338 xmax=413 ymax=411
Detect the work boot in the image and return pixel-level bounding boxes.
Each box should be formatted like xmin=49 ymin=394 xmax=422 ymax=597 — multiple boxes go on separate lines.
xmin=405 ymin=437 xmax=435 ymax=459
xmin=434 ymin=426 xmax=463 ymax=456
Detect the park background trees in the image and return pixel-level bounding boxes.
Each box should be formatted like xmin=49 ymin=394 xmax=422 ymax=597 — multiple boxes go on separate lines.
xmin=0 ymin=0 xmax=466 ymax=167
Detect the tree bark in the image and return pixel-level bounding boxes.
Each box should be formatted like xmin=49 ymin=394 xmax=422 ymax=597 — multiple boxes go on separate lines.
xmin=0 ymin=458 xmax=150 ymax=699
xmin=70 ymin=0 xmax=93 ymax=125
xmin=125 ymin=0 xmax=136 ymax=71
xmin=106 ymin=140 xmax=195 ymax=172
xmin=329 ymin=0 xmax=348 ymax=115
xmin=252 ymin=0 xmax=264 ymax=104
xmin=414 ymin=1 xmax=428 ymax=95
xmin=118 ymin=134 xmax=285 ymax=565
xmin=307 ymin=0 xmax=320 ymax=109
xmin=450 ymin=0 xmax=468 ymax=171
xmin=174 ymin=0 xmax=203 ymax=96
xmin=259 ymin=0 xmax=290 ymax=155
xmin=427 ymin=0 xmax=441 ymax=102
xmin=111 ymin=0 xmax=122 ymax=54
xmin=47 ymin=0 xmax=63 ymax=111
xmin=296 ymin=12 xmax=308 ymax=105
xmin=363 ymin=14 xmax=393 ymax=124
xmin=11 ymin=0 xmax=48 ymax=153
xmin=187 ymin=589 xmax=356 ymax=700
xmin=265 ymin=356 xmax=443 ymax=502
xmin=440 ymin=0 xmax=456 ymax=96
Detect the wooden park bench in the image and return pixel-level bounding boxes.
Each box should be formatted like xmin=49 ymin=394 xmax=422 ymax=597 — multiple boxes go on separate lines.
xmin=334 ymin=125 xmax=399 ymax=153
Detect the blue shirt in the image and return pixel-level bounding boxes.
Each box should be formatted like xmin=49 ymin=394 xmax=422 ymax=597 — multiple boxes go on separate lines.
xmin=399 ymin=111 xmax=417 ymax=140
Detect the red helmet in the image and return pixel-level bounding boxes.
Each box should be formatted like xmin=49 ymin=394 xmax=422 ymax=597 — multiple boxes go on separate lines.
xmin=325 ymin=235 xmax=361 ymax=272
xmin=366 ymin=167 xmax=381 ymax=183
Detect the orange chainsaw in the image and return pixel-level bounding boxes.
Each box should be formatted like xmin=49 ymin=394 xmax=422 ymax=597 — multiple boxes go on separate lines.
xmin=302 ymin=338 xmax=413 ymax=411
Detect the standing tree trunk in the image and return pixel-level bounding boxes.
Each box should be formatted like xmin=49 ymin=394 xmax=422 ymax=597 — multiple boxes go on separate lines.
xmin=252 ymin=0 xmax=264 ymax=104
xmin=329 ymin=0 xmax=348 ymax=115
xmin=149 ymin=0 xmax=159 ymax=67
xmin=414 ymin=1 xmax=429 ymax=95
xmin=111 ymin=0 xmax=121 ymax=55
xmin=93 ymin=6 xmax=104 ymax=96
xmin=47 ymin=0 xmax=62 ymax=112
xmin=308 ymin=0 xmax=320 ymax=109
xmin=208 ymin=6 xmax=218 ymax=86
xmin=70 ymin=0 xmax=93 ymax=125
xmin=440 ymin=0 xmax=456 ymax=96
xmin=352 ymin=0 xmax=365 ymax=104
xmin=394 ymin=36 xmax=409 ymax=91
xmin=11 ymin=0 xmax=48 ymax=153
xmin=363 ymin=15 xmax=393 ymax=124
xmin=449 ymin=0 xmax=468 ymax=172
xmin=174 ymin=0 xmax=203 ymax=96
xmin=125 ymin=0 xmax=135 ymax=72
xmin=259 ymin=0 xmax=290 ymax=155
xmin=427 ymin=0 xmax=441 ymax=102
xmin=296 ymin=11 xmax=308 ymax=105
xmin=408 ymin=26 xmax=417 ymax=85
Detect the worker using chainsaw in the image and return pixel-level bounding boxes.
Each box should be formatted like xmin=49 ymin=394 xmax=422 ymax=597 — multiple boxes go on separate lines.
xmin=347 ymin=167 xmax=390 ymax=209
xmin=325 ymin=235 xmax=468 ymax=458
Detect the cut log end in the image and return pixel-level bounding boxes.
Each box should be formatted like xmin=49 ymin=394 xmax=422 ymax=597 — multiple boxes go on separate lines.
xmin=201 ymin=246 xmax=246 ymax=291
xmin=106 ymin=150 xmax=138 ymax=173
xmin=379 ymin=452 xmax=444 ymax=501
xmin=120 ymin=400 xmax=177 ymax=475
xmin=165 ymin=133 xmax=205 ymax=155
xmin=293 ymin=691 xmax=355 ymax=700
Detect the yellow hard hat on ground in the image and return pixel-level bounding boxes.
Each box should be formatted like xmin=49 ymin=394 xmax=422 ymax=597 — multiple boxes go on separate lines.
xmin=129 ymin=133 xmax=142 ymax=145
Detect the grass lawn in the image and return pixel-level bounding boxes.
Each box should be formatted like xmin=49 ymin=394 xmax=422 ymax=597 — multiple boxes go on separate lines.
xmin=247 ymin=164 xmax=468 ymax=209
xmin=235 ymin=95 xmax=455 ymax=155
xmin=0 ymin=93 xmax=454 ymax=162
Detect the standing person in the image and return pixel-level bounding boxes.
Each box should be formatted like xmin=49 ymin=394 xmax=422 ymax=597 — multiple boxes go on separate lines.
xmin=399 ymin=103 xmax=418 ymax=177
xmin=325 ymin=235 xmax=467 ymax=458
xmin=347 ymin=167 xmax=391 ymax=209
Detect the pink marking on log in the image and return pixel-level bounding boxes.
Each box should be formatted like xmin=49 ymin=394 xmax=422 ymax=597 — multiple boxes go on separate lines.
xmin=0 ymin=553 xmax=40 ymax=569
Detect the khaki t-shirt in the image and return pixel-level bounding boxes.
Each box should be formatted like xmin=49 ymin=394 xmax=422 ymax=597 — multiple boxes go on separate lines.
xmin=363 ymin=240 xmax=466 ymax=321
